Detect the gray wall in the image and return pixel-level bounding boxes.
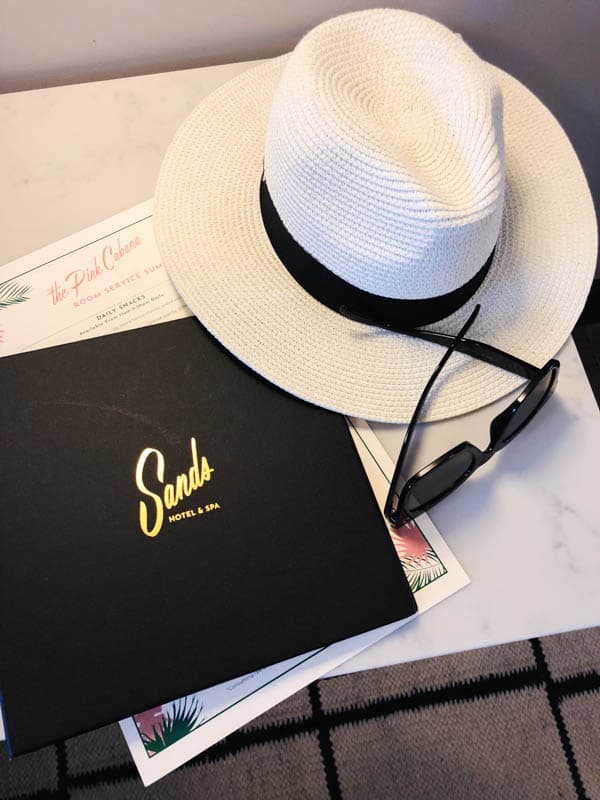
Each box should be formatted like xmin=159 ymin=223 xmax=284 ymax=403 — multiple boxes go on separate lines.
xmin=1 ymin=0 xmax=598 ymax=225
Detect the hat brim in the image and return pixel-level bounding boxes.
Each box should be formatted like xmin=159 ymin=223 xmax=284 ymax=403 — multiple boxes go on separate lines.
xmin=154 ymin=55 xmax=597 ymax=423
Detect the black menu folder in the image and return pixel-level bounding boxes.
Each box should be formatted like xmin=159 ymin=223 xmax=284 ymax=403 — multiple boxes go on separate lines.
xmin=0 ymin=317 xmax=416 ymax=755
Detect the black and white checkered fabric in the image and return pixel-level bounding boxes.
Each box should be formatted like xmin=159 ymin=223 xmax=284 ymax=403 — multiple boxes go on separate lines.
xmin=2 ymin=627 xmax=599 ymax=800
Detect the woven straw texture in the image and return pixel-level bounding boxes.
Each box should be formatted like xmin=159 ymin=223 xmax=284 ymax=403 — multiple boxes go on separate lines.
xmin=264 ymin=12 xmax=504 ymax=299
xmin=154 ymin=10 xmax=597 ymax=423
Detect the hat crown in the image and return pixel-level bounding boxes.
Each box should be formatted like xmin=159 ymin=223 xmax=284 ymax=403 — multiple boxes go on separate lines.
xmin=264 ymin=9 xmax=505 ymax=300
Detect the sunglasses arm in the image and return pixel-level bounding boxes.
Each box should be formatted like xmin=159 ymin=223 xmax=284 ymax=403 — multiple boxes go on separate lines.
xmin=339 ymin=306 xmax=539 ymax=381
xmin=405 ymin=331 xmax=539 ymax=381
xmin=384 ymin=306 xmax=481 ymax=526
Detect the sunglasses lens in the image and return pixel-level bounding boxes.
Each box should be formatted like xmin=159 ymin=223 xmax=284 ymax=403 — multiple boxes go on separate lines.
xmin=500 ymin=368 xmax=556 ymax=444
xmin=403 ymin=447 xmax=476 ymax=518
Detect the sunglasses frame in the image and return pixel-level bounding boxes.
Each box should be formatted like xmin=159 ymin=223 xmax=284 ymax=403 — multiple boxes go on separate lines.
xmin=385 ymin=358 xmax=559 ymax=527
xmin=341 ymin=301 xmax=561 ymax=528
xmin=339 ymin=303 xmax=562 ymax=527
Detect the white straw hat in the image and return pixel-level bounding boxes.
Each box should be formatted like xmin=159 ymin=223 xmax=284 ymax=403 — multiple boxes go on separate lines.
xmin=154 ymin=9 xmax=597 ymax=423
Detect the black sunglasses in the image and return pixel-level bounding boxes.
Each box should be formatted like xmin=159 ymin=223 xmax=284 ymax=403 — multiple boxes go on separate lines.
xmin=340 ymin=304 xmax=560 ymax=528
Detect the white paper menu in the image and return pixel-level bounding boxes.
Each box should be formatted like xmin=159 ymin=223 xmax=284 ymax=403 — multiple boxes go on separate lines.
xmin=0 ymin=201 xmax=469 ymax=783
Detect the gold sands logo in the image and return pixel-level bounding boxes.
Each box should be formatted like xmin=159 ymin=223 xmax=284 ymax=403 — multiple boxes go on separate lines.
xmin=135 ymin=437 xmax=215 ymax=537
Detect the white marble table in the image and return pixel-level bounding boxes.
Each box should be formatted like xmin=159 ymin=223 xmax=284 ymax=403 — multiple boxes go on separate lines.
xmin=1 ymin=60 xmax=599 ymax=678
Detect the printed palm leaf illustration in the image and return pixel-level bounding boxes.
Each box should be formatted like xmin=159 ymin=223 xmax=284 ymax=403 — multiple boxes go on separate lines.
xmin=0 ymin=280 xmax=32 ymax=309
xmin=140 ymin=697 xmax=204 ymax=756
xmin=390 ymin=521 xmax=446 ymax=592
